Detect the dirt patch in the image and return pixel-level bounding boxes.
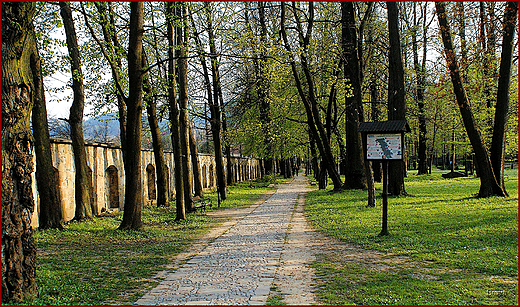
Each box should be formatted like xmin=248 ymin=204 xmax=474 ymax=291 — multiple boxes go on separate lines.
xmin=271 ymin=191 xmax=319 ymax=305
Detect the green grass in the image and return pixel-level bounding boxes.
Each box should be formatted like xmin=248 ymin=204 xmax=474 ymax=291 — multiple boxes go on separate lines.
xmin=25 ymin=178 xmax=277 ymax=305
xmin=306 ymin=169 xmax=518 ymax=305
xmin=266 ymin=285 xmax=287 ymax=305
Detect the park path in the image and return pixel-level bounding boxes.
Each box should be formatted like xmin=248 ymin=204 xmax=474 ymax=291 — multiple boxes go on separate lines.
xmin=135 ymin=173 xmax=318 ymax=305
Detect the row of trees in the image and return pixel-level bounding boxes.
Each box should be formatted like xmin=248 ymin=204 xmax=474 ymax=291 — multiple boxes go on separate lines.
xmin=222 ymin=2 xmax=517 ymax=198
xmin=2 ymin=1 xmax=517 ymax=303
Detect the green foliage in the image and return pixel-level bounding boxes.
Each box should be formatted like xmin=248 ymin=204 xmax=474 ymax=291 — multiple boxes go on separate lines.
xmin=266 ymin=285 xmax=287 ymax=305
xmin=306 ymin=169 xmax=518 ymax=305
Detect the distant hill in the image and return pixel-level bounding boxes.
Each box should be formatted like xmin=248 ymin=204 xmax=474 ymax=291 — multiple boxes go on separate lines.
xmin=49 ymin=113 xmax=173 ymax=146
xmin=83 ymin=114 xmax=121 ymax=139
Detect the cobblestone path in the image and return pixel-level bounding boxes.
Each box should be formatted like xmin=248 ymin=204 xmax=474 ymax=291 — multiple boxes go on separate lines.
xmin=136 ymin=173 xmax=312 ymax=305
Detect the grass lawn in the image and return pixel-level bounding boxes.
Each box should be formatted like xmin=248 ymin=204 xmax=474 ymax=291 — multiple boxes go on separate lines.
xmin=305 ymin=168 xmax=518 ymax=305
xmin=26 ymin=177 xmax=275 ymax=305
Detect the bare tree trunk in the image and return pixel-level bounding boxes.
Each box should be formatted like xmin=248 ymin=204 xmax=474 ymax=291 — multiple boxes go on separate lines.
xmin=32 ymin=25 xmax=63 ymax=229
xmin=387 ymin=2 xmax=407 ymax=196
xmin=2 ymin=2 xmax=39 ymax=302
xmin=59 ymin=1 xmax=94 ymax=219
xmin=189 ymin=123 xmax=204 ymax=198
xmin=177 ymin=2 xmax=194 ymax=211
xmin=205 ymin=2 xmax=228 ymax=200
xmin=309 ymin=131 xmax=321 ymax=186
xmin=190 ymin=4 xmax=228 ymax=197
xmin=413 ymin=3 xmax=429 ymax=175
xmin=222 ymin=115 xmax=234 ymax=185
xmin=166 ymin=2 xmax=185 ymax=220
xmin=342 ymin=2 xmax=367 ymax=190
xmin=490 ymin=1 xmax=517 ymax=197
xmin=365 ymin=161 xmax=377 ymax=207
xmin=370 ymin=75 xmax=383 ymax=182
xmin=436 ymin=2 xmax=505 ymax=198
xmin=143 ymin=51 xmax=169 ymax=207
xmin=119 ymin=2 xmax=144 ymax=229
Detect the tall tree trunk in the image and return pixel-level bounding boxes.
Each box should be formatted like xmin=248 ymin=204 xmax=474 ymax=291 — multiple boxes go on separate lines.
xmin=176 ymin=2 xmax=194 ymax=211
xmin=119 ymin=2 xmax=144 ymax=229
xmin=205 ymin=2 xmax=228 ymax=200
xmin=386 ymin=2 xmax=407 ymax=196
xmin=32 ymin=25 xmax=63 ymax=229
xmin=342 ymin=2 xmax=367 ymax=190
xmin=222 ymin=114 xmax=234 ymax=185
xmin=2 ymin=2 xmax=39 ymax=302
xmin=189 ymin=123 xmax=204 ymax=198
xmin=413 ymin=3 xmax=428 ymax=175
xmin=490 ymin=1 xmax=517 ymax=196
xmin=166 ymin=2 xmax=185 ymax=220
xmin=436 ymin=2 xmax=505 ymax=198
xmin=59 ymin=1 xmax=94 ymax=219
xmin=309 ymin=130 xmax=321 ymax=186
xmin=143 ymin=51 xmax=169 ymax=208
xmin=190 ymin=4 xmax=229 ymax=196
xmin=370 ymin=63 xmax=383 ymax=182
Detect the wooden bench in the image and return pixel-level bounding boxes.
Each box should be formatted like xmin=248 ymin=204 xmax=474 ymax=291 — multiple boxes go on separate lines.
xmin=193 ymin=196 xmax=212 ymax=214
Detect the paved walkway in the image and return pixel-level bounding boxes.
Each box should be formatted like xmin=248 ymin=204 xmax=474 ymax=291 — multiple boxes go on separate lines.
xmin=136 ymin=173 xmax=315 ymax=305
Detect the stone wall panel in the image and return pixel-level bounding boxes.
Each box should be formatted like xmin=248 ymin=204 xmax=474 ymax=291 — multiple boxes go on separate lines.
xmin=30 ymin=140 xmax=261 ymax=227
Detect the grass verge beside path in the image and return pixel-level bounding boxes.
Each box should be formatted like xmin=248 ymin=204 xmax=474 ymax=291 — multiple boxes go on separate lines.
xmin=306 ymin=169 xmax=518 ymax=305
xmin=27 ymin=177 xmax=277 ymax=305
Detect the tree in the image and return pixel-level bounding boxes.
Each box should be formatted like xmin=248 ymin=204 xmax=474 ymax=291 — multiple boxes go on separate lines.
xmin=412 ymin=3 xmax=432 ymax=175
xmin=32 ymin=19 xmax=63 ymax=229
xmin=59 ymin=1 xmax=94 ymax=220
xmin=189 ymin=123 xmax=204 ymax=198
xmin=490 ymin=1 xmax=518 ymax=196
xmin=435 ymin=2 xmax=505 ymax=198
xmin=166 ymin=2 xmax=185 ymax=220
xmin=204 ymin=2 xmax=228 ymax=200
xmin=143 ymin=51 xmax=169 ymax=207
xmin=87 ymin=2 xmax=128 ymax=154
xmin=386 ymin=2 xmax=407 ymax=196
xmin=341 ymin=2 xmax=376 ymax=207
xmin=256 ymin=2 xmax=274 ymax=175
xmin=177 ymin=2 xmax=194 ymax=211
xmin=2 ymin=2 xmax=39 ymax=302
xmin=280 ymin=2 xmax=343 ymax=191
xmin=119 ymin=2 xmax=145 ymax=230
xmin=342 ymin=2 xmax=367 ymax=190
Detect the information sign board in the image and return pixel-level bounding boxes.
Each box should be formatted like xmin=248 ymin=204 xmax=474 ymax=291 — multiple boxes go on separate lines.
xmin=366 ymin=133 xmax=402 ymax=160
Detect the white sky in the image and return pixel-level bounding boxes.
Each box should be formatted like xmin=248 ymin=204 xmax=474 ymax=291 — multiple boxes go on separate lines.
xmin=44 ymin=71 xmax=97 ymax=119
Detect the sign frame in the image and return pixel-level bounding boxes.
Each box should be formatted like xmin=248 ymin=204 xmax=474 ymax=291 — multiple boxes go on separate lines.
xmin=365 ymin=132 xmax=404 ymax=161
xmin=358 ymin=120 xmax=410 ymax=236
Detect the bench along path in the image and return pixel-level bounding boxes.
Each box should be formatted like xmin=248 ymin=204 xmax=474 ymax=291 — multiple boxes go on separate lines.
xmin=135 ymin=173 xmax=316 ymax=305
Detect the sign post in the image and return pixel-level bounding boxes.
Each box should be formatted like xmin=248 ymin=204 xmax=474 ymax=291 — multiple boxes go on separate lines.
xmin=358 ymin=121 xmax=410 ymax=236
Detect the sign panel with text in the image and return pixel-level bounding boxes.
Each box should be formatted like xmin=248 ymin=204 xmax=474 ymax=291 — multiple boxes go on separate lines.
xmin=366 ymin=133 xmax=402 ymax=160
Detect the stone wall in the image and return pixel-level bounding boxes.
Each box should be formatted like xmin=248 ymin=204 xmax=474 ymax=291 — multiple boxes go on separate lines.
xmin=31 ymin=139 xmax=262 ymax=228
